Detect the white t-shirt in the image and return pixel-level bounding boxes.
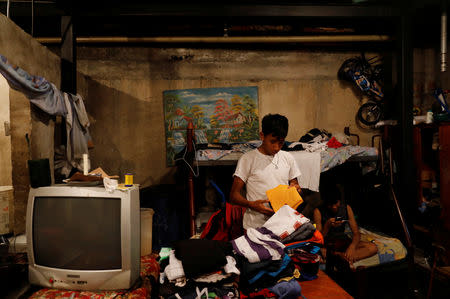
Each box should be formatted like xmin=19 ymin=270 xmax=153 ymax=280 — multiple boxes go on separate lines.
xmin=233 ymin=149 xmax=302 ymax=229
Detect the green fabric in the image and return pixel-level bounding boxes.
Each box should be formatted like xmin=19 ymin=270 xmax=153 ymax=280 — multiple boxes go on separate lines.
xmin=159 ymin=247 xmax=172 ymax=261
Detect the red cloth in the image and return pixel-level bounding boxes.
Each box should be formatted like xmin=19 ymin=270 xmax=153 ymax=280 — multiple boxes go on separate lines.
xmin=240 ymin=288 xmax=277 ymax=298
xmin=327 ymin=137 xmax=343 ymax=148
xmin=29 ymin=254 xmax=159 ymax=299
xmin=284 ymin=230 xmax=324 ymax=247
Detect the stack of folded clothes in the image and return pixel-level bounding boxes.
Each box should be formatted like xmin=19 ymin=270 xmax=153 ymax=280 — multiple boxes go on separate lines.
xmin=158 ymin=205 xmax=324 ymax=299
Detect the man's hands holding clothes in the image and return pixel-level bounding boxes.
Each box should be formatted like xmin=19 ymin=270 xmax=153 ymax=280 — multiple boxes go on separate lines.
xmin=288 ymin=180 xmax=302 ymax=195
xmin=249 ymin=199 xmax=274 ymax=216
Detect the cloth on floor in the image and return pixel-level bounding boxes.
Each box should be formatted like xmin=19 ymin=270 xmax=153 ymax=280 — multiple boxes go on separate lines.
xmin=268 ymin=279 xmax=303 ymax=299
xmin=173 ymin=239 xmax=232 ymax=278
xmin=235 ymin=255 xmax=283 ymax=282
xmin=29 ymin=254 xmax=159 ymax=299
xmin=231 ymin=227 xmax=285 ymax=263
xmin=192 ymin=271 xmax=233 ymax=283
xmin=240 ymin=258 xmax=296 ymax=294
xmin=266 ymin=185 xmax=303 ymax=212
xmin=164 ymin=250 xmax=185 ymax=282
xmin=240 ymin=288 xmax=277 ymax=298
xmin=223 ymin=255 xmax=240 ymax=275
xmin=263 ymin=205 xmax=310 ymax=240
xmin=286 ymin=244 xmax=321 ymax=281
xmin=247 ymin=254 xmax=292 ymax=284
xmin=160 ymin=280 xmax=238 ymax=299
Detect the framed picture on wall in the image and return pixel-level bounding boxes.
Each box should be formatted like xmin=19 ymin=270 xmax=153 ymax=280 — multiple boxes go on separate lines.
xmin=163 ymin=86 xmax=259 ymax=166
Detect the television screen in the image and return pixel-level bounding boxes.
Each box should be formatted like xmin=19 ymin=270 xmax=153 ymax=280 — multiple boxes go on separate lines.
xmin=27 ymin=186 xmax=140 ymax=291
xmin=33 ymin=196 xmax=121 ymax=270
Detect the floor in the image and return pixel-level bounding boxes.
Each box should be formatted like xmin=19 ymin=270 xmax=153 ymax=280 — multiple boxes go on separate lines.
xmin=2 ymin=228 xmax=450 ymax=299
xmin=2 ymin=250 xmax=448 ymax=299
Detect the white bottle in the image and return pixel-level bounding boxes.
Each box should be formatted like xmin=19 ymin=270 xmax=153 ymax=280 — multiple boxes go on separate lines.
xmin=83 ymin=154 xmax=90 ymax=175
xmin=426 ymin=110 xmax=433 ymax=124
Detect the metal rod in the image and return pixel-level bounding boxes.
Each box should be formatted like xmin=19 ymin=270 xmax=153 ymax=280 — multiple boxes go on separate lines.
xmin=31 ymin=0 xmax=34 ymax=36
xmin=186 ymin=121 xmax=196 ymax=236
xmin=6 ymin=0 xmax=10 ymax=18
xmin=36 ymin=35 xmax=392 ymax=44
xmin=441 ymin=9 xmax=447 ymax=72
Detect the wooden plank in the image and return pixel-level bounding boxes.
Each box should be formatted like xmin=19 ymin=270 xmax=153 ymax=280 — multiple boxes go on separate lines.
xmin=300 ymin=270 xmax=353 ymax=299
xmin=439 ymin=124 xmax=450 ymax=230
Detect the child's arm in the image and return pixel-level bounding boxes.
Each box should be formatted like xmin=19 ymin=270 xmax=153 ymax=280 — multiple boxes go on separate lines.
xmin=230 ymin=176 xmax=273 ymax=215
xmin=314 ymin=208 xmax=341 ymax=238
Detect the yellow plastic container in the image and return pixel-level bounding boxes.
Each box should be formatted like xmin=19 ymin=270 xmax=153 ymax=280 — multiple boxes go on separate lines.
xmin=125 ymin=173 xmax=133 ymax=187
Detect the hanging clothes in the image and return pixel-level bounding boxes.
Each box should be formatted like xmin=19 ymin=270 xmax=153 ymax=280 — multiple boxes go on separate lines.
xmin=0 ymin=54 xmax=92 ymax=175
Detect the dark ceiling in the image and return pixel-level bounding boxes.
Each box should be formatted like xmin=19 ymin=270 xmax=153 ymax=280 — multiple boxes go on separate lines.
xmin=0 ymin=0 xmax=446 ymax=46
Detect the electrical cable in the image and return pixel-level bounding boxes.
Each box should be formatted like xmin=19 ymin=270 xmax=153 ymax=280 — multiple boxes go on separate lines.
xmin=174 ymin=139 xmax=200 ymax=177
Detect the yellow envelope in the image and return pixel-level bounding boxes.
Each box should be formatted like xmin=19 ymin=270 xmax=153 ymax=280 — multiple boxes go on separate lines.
xmin=266 ymin=184 xmax=303 ymax=212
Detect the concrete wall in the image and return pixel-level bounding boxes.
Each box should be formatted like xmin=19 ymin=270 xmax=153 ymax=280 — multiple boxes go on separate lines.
xmin=77 ymin=47 xmax=382 ymax=187
xmin=413 ymin=47 xmax=450 ymax=113
xmin=0 ymin=13 xmax=60 ymax=233
xmin=0 ymin=76 xmax=11 ymax=186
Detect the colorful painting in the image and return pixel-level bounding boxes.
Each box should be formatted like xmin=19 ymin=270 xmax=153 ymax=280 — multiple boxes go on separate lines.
xmin=163 ymin=86 xmax=259 ymax=166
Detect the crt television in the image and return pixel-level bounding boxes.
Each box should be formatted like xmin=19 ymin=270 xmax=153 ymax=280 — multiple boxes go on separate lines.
xmin=26 ymin=185 xmax=140 ymax=291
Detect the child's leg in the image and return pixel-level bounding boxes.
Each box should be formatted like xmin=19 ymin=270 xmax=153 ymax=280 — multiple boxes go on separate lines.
xmin=352 ymin=240 xmax=378 ymax=261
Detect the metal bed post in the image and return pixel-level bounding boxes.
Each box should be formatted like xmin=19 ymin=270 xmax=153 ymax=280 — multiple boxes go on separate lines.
xmin=186 ymin=121 xmax=196 ymax=236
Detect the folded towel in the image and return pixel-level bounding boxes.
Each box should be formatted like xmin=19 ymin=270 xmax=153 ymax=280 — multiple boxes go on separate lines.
xmin=266 ymin=184 xmax=303 ymax=212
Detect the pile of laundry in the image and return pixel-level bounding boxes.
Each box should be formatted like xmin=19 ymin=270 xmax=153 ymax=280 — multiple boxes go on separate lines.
xmin=158 ymin=205 xmax=323 ymax=299
xmin=283 ymin=128 xmax=349 ymax=152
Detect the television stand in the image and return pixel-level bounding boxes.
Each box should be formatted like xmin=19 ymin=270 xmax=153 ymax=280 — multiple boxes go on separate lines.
xmin=0 ymin=251 xmax=30 ymax=298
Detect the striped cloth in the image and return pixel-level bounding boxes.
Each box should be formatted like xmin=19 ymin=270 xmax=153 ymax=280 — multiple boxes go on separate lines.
xmin=231 ymin=227 xmax=285 ymax=263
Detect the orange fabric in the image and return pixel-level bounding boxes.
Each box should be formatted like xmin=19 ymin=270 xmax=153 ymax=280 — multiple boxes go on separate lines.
xmin=266 ymin=184 xmax=303 ymax=212
xmin=284 ymin=230 xmax=324 ymax=247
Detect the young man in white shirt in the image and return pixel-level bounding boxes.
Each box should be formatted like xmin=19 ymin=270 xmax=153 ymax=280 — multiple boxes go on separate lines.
xmin=230 ymin=114 xmax=302 ymax=230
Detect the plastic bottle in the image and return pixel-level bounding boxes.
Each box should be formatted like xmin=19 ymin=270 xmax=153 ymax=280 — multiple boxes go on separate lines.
xmin=426 ymin=110 xmax=433 ymax=124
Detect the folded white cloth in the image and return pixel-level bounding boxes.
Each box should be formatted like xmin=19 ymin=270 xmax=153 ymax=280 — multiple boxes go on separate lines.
xmin=263 ymin=205 xmax=310 ymax=240
xmin=290 ymin=151 xmax=321 ymax=192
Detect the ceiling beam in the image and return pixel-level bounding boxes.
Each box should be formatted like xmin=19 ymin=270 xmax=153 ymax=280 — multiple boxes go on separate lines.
xmin=36 ymin=35 xmax=393 ymax=44
xmin=0 ymin=3 xmax=398 ymax=18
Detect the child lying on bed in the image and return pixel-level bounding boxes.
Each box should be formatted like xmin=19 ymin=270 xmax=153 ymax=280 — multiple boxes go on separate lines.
xmin=313 ymin=183 xmax=378 ymax=266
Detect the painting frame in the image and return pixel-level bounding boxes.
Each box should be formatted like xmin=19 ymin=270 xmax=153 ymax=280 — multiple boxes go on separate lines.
xmin=163 ymin=86 xmax=259 ymax=166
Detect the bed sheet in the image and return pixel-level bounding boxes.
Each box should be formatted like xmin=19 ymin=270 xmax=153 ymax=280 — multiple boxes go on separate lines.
xmin=196 ymin=145 xmax=378 ymax=191
xmin=350 ymin=228 xmax=407 ymax=269
xmin=28 ymin=254 xmax=160 ymax=299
